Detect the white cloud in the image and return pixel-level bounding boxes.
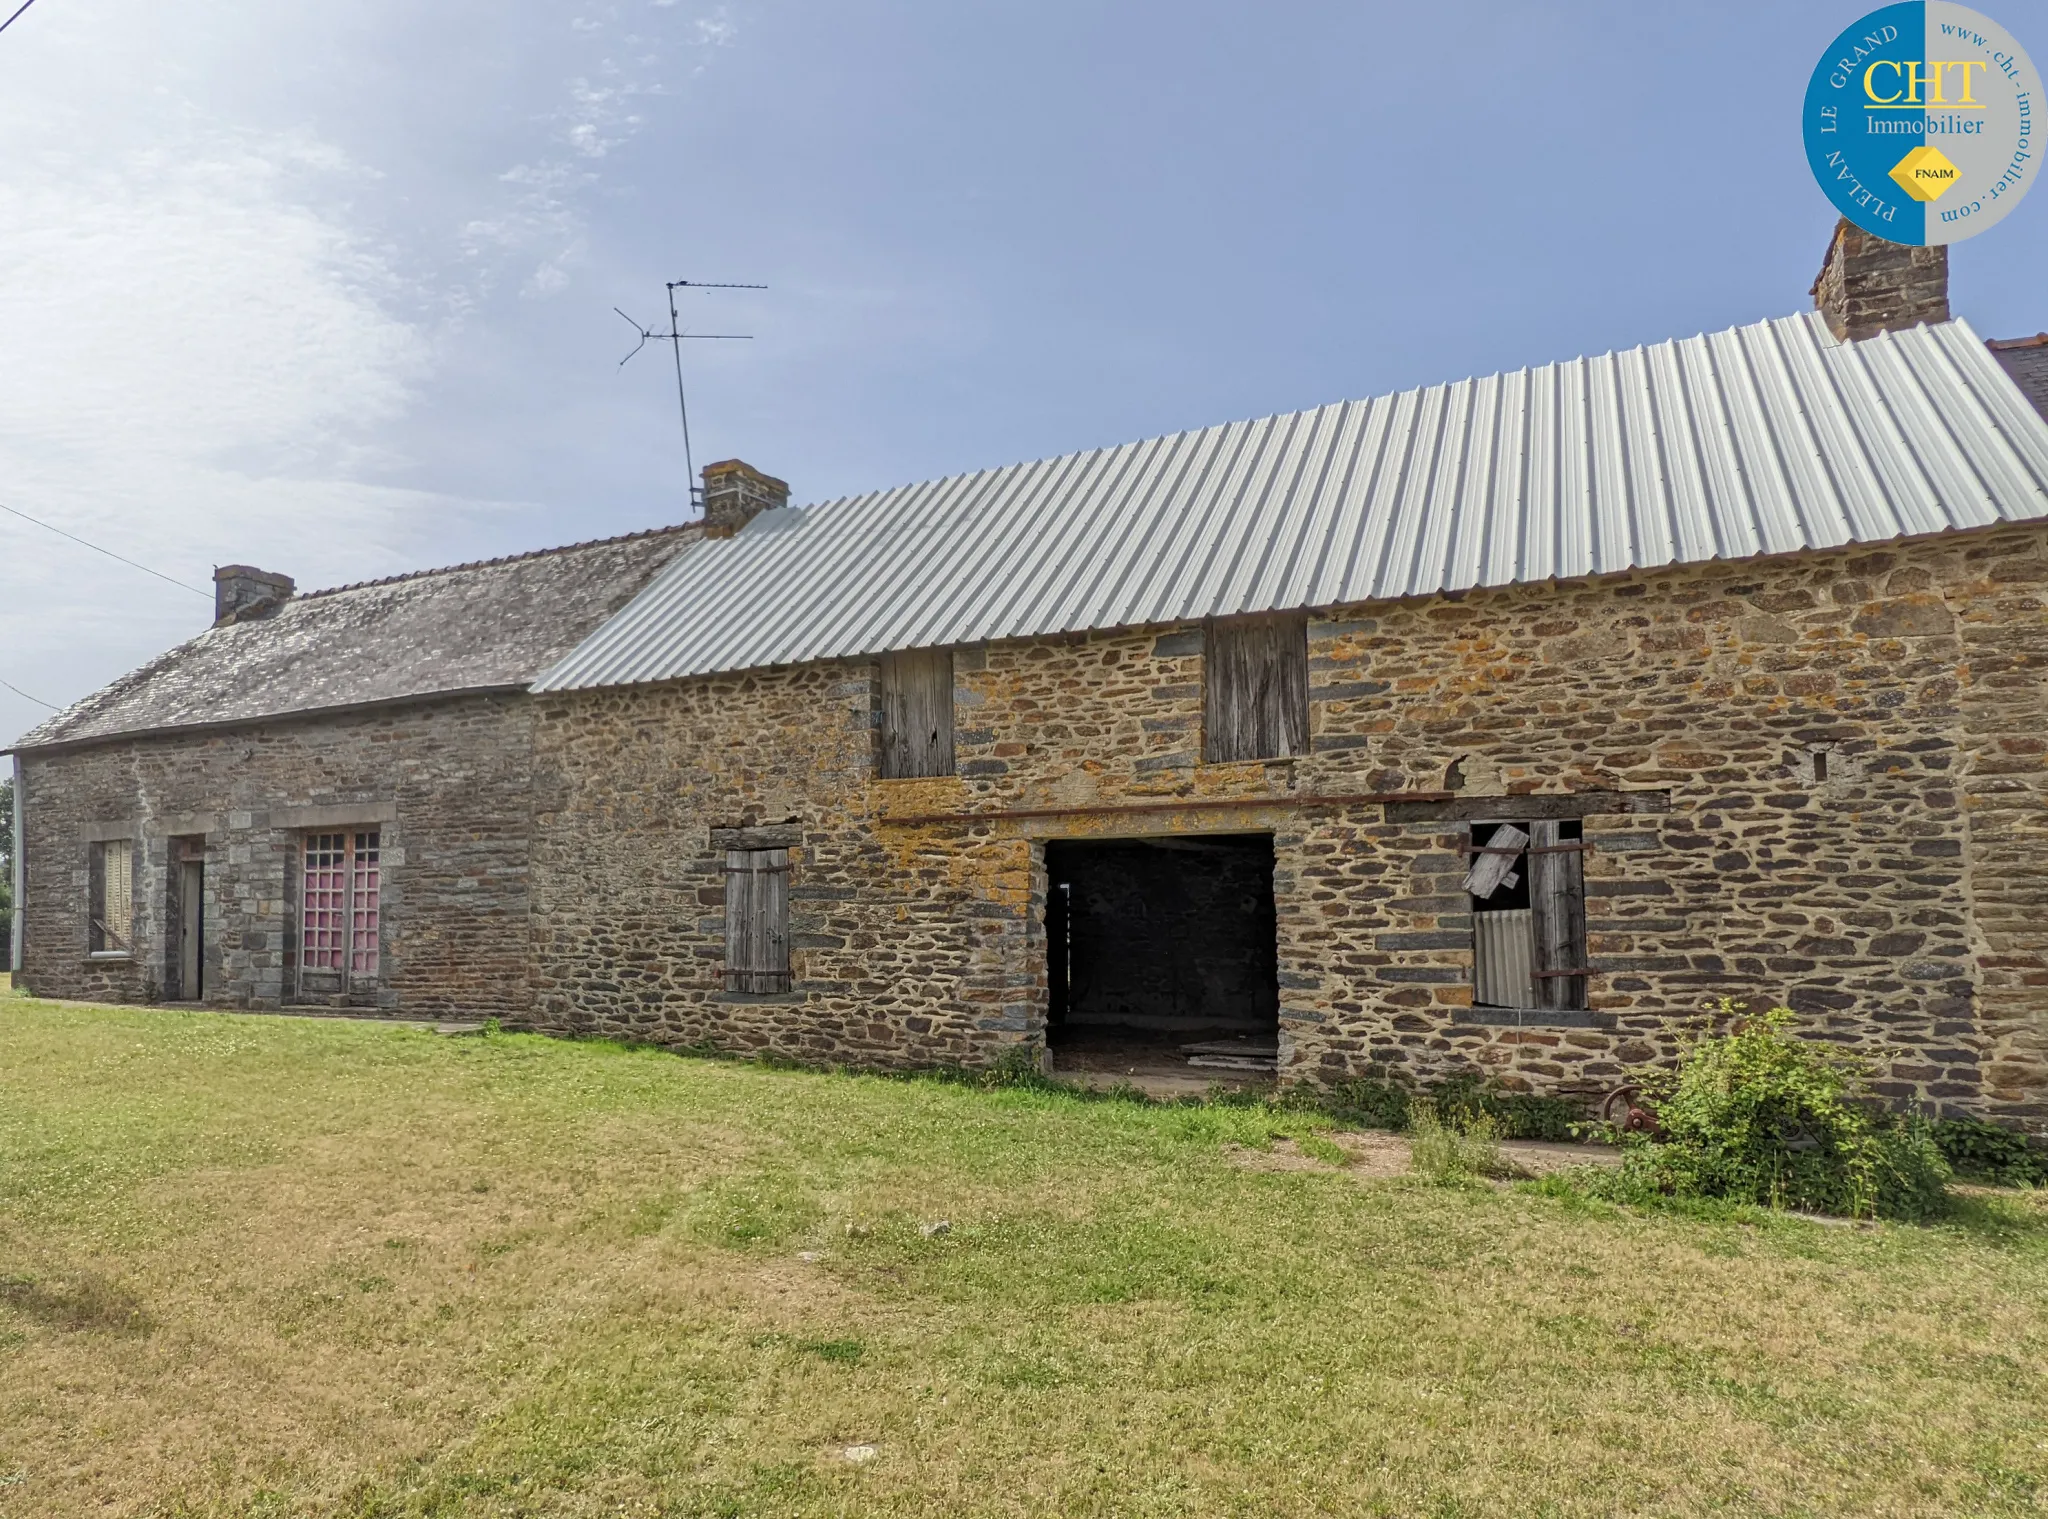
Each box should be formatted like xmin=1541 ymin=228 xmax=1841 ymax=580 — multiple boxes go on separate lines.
xmin=0 ymin=0 xmax=741 ymax=740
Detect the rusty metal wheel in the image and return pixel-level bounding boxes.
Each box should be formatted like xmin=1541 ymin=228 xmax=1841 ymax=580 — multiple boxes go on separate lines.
xmin=1599 ymin=1084 xmax=1640 ymax=1131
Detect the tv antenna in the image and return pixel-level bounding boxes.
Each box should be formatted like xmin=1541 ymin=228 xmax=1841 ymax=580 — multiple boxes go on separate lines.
xmin=616 ymin=278 xmax=764 ymax=510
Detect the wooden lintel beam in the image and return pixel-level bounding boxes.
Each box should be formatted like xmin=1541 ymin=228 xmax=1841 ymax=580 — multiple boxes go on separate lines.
xmin=874 ymin=791 xmax=1454 ymax=828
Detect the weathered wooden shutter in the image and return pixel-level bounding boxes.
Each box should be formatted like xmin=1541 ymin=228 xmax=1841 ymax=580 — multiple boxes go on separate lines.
xmin=1203 ymin=615 xmax=1309 ymax=763
xmin=1528 ymin=820 xmax=1587 ymax=1010
xmin=91 ymin=839 xmax=133 ymax=953
xmin=87 ymin=842 xmax=106 ymax=952
xmin=725 ymin=848 xmax=791 ymax=993
xmin=878 ymin=648 xmax=955 ymax=779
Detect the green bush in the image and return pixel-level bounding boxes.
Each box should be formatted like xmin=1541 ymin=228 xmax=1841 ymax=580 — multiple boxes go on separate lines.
xmin=1931 ymin=1116 xmax=2048 ymax=1187
xmin=1619 ymin=1003 xmax=1949 ymax=1221
xmin=1315 ymin=1075 xmax=1413 ymax=1132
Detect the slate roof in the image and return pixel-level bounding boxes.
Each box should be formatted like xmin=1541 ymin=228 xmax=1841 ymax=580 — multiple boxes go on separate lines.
xmin=536 ymin=313 xmax=2048 ymax=693
xmin=1990 ymin=334 xmax=2048 ymax=423
xmin=11 ymin=526 xmax=697 ymax=751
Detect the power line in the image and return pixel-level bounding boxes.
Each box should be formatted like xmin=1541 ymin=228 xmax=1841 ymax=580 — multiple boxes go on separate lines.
xmin=0 ymin=675 xmax=56 ymax=711
xmin=0 ymin=0 xmax=39 ymax=39
xmin=0 ymin=501 xmax=210 ymax=597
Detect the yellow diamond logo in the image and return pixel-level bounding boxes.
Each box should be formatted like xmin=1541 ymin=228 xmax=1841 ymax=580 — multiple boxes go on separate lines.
xmin=1890 ymin=145 xmax=1961 ymax=203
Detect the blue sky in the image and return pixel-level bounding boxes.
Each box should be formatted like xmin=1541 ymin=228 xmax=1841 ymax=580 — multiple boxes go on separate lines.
xmin=2 ymin=0 xmax=2043 ymax=741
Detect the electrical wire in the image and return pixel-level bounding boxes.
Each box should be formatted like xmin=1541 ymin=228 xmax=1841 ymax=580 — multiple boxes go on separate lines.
xmin=0 ymin=0 xmax=38 ymax=38
xmin=0 ymin=675 xmax=56 ymax=710
xmin=0 ymin=501 xmax=210 ymax=597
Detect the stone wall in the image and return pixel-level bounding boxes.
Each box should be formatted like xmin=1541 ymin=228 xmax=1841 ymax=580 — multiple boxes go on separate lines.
xmin=16 ymin=693 xmax=537 ymax=1019
xmin=19 ymin=521 xmax=2044 ymax=1127
xmin=527 ymin=661 xmax=1036 ymax=1065
xmin=527 ymin=523 xmax=2048 ymax=1128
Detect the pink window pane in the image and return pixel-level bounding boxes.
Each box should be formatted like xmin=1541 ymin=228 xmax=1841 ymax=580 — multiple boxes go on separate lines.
xmin=302 ymin=834 xmax=347 ymax=970
xmin=349 ymin=832 xmax=381 ymax=976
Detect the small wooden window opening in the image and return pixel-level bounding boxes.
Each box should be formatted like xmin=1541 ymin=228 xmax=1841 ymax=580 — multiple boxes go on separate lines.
xmin=88 ymin=838 xmax=135 ymax=955
xmin=725 ymin=848 xmax=792 ymax=994
xmin=878 ymin=648 xmax=955 ymax=779
xmin=1203 ymin=614 xmax=1309 ymax=763
xmin=301 ymin=831 xmax=381 ymax=981
xmin=1464 ymin=819 xmax=1588 ymax=1011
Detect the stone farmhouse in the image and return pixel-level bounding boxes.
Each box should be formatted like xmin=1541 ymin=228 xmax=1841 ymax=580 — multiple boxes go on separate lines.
xmin=10 ymin=223 xmax=2048 ymax=1126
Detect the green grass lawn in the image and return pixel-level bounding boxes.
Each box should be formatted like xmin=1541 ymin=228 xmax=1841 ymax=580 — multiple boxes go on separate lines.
xmin=2 ymin=998 xmax=2047 ymax=1517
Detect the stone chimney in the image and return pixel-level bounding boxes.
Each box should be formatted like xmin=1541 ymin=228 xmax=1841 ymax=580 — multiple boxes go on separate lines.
xmin=213 ymin=565 xmax=295 ymax=626
xmin=700 ymin=459 xmax=790 ymax=539
xmin=1811 ymin=217 xmax=1949 ymax=341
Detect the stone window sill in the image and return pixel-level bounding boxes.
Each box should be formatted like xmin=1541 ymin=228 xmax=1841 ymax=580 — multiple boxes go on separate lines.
xmin=86 ymin=952 xmax=133 ymax=963
xmin=1452 ymin=1007 xmax=1610 ymax=1029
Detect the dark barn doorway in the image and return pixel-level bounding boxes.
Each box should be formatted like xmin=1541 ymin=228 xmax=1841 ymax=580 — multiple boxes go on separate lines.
xmin=1045 ymin=834 xmax=1279 ymax=1083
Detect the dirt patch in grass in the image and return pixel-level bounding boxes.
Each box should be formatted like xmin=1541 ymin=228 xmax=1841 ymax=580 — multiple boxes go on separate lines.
xmin=1227 ymin=1130 xmax=1617 ymax=1182
xmin=0 ymin=1269 xmax=150 ymax=1335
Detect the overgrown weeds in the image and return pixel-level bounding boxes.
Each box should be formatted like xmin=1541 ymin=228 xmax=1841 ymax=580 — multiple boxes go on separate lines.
xmin=1932 ymin=1116 xmax=2048 ymax=1188
xmin=1408 ymin=1100 xmax=1513 ymax=1184
xmin=1579 ymin=1002 xmax=1951 ymax=1221
xmin=1309 ymin=1071 xmax=1581 ymax=1141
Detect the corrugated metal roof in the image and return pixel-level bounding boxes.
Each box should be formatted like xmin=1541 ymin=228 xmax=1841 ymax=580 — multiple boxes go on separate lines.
xmin=536 ymin=312 xmax=2048 ymax=692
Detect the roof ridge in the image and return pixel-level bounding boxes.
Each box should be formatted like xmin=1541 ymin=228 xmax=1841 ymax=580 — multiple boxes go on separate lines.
xmin=298 ymin=522 xmax=700 ymax=601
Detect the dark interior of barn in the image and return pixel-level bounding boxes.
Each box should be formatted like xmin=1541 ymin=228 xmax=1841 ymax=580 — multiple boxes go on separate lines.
xmin=1044 ymin=833 xmax=1279 ymax=1084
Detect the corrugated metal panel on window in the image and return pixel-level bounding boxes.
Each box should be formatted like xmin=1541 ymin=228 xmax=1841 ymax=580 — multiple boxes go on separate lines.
xmin=1474 ymin=909 xmax=1535 ymax=1010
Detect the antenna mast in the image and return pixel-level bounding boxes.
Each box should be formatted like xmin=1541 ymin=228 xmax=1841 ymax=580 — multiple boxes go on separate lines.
xmin=616 ymin=278 xmax=765 ymax=512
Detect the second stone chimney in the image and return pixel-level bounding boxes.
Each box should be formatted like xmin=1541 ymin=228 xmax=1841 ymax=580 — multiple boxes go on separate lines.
xmin=1811 ymin=217 xmax=1949 ymax=341
xmin=700 ymin=459 xmax=790 ymax=539
xmin=213 ymin=565 xmax=295 ymax=626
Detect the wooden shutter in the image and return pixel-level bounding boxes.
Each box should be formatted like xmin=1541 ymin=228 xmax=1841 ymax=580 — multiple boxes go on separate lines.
xmin=91 ymin=839 xmax=133 ymax=953
xmin=879 ymin=649 xmax=955 ymax=778
xmin=725 ymin=848 xmax=791 ymax=993
xmin=1203 ymin=615 xmax=1309 ymax=763
xmin=1528 ymin=820 xmax=1588 ymax=1010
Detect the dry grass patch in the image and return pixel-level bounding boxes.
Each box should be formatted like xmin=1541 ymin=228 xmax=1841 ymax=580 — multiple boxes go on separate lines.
xmin=1 ymin=1000 xmax=2047 ymax=1516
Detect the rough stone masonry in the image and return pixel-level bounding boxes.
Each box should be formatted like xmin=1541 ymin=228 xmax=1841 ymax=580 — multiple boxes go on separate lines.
xmin=525 ymin=520 xmax=2048 ymax=1127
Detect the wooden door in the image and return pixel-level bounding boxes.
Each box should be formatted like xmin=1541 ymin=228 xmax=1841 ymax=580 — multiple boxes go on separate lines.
xmin=179 ymin=860 xmax=204 ymax=1000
